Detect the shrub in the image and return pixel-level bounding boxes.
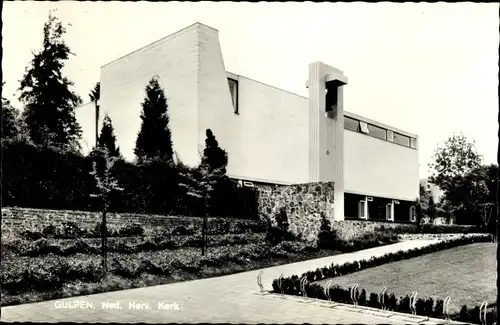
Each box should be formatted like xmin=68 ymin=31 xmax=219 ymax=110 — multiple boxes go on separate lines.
xmin=317 ymin=212 xmax=338 ymax=249
xmin=172 ymin=225 xmax=197 ymax=236
xmin=118 ymin=223 xmax=144 ymax=237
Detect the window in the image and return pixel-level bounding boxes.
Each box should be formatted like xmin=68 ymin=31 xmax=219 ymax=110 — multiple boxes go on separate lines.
xmin=410 ymin=206 xmax=416 ymax=222
xmin=410 ymin=138 xmax=417 ymax=149
xmin=386 ymin=203 xmax=393 ymax=221
xmin=387 ymin=130 xmax=394 ymax=142
xmin=228 ymin=78 xmax=238 ymax=114
xmin=358 ymin=201 xmax=366 ymax=219
xmin=344 ymin=117 xmax=360 ymax=132
xmin=393 ymin=132 xmax=410 ymax=147
xmin=367 ymin=124 xmax=387 ymax=140
xmin=360 ymin=121 xmax=369 ymax=134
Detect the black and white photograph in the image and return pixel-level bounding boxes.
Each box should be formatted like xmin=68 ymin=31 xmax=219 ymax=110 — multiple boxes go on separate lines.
xmin=1 ymin=2 xmax=498 ymax=324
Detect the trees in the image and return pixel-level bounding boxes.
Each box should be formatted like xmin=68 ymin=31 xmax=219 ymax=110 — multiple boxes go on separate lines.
xmin=97 ymin=114 xmax=120 ymax=157
xmin=89 ymin=82 xmax=100 ymax=147
xmin=429 ymin=133 xmax=482 ymax=194
xmin=429 ymin=134 xmax=493 ymax=225
xmin=201 ymin=129 xmax=228 ymax=174
xmin=18 ymin=13 xmax=82 ymax=152
xmin=134 ymin=76 xmax=173 ymax=163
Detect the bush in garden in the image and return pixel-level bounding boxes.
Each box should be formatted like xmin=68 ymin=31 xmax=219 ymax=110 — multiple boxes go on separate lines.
xmin=415 ymin=298 xmax=427 ymax=316
xmin=358 ymin=289 xmax=367 ymax=306
xmin=397 ymin=295 xmax=412 ymax=314
xmin=386 ymin=293 xmax=397 ymax=311
xmin=172 ymin=224 xmax=197 ymax=236
xmin=424 ymin=298 xmax=434 ymax=316
xmin=433 ymin=299 xmax=444 ymax=318
xmin=459 ymin=305 xmax=469 ymax=322
xmin=317 ymin=212 xmax=339 ymax=249
xmin=118 ymin=223 xmax=144 ymax=237
xmin=367 ymin=292 xmax=379 ymax=308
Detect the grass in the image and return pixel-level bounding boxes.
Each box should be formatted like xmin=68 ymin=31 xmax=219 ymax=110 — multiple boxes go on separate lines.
xmin=315 ymin=243 xmax=496 ymax=313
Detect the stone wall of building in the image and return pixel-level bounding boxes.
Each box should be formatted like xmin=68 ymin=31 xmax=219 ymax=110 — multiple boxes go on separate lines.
xmin=331 ymin=219 xmax=416 ymax=241
xmin=0 ymin=207 xmax=265 ymax=235
xmin=255 ymin=182 xmax=335 ymax=241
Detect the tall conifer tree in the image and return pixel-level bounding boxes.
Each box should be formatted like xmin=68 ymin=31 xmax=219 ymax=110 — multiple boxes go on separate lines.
xmin=18 ymin=13 xmax=82 ymax=151
xmin=134 ymin=76 xmax=173 ymax=163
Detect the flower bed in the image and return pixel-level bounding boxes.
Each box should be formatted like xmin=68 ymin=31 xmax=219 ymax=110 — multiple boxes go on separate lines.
xmin=271 ymin=234 xmax=494 ymax=324
xmin=1 ymin=241 xmax=330 ymax=306
xmin=2 ymin=233 xmax=267 ymax=257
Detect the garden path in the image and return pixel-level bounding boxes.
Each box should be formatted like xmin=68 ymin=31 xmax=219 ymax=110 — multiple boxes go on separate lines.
xmin=1 ymin=239 xmax=467 ymax=324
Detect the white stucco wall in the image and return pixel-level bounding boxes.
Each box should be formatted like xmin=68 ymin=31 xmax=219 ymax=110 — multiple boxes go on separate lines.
xmin=75 ymin=101 xmax=96 ymax=155
xmin=79 ymin=22 xmax=419 ymax=198
xmin=195 ymin=24 xmax=310 ymax=184
xmin=344 ymin=129 xmax=419 ymax=201
xmin=99 ymin=24 xmax=201 ymax=165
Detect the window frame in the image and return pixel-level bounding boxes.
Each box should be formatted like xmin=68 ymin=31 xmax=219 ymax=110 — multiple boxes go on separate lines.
xmin=393 ymin=132 xmax=410 ymax=147
xmin=367 ymin=123 xmax=387 ymax=141
xmin=344 ymin=116 xmax=360 ymax=132
xmin=228 ymin=78 xmax=239 ymax=114
xmin=410 ymin=137 xmax=417 ymax=149
xmin=387 ymin=130 xmax=394 ymax=142
xmin=359 ymin=121 xmax=369 ymax=134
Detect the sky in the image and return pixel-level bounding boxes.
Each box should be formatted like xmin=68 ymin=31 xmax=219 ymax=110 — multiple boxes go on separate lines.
xmin=2 ymin=2 xmax=498 ymax=178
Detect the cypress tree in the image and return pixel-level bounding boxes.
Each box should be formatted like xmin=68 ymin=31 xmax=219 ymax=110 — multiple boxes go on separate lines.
xmin=97 ymin=114 xmax=120 ymax=157
xmin=18 ymin=13 xmax=82 ymax=152
xmin=201 ymin=129 xmax=228 ymax=174
xmin=134 ymin=76 xmax=173 ymax=163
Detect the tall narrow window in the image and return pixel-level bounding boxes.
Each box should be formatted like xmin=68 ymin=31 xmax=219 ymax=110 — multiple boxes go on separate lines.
xmin=228 ymin=78 xmax=238 ymax=114
xmin=410 ymin=206 xmax=416 ymax=222
xmin=358 ymin=201 xmax=366 ymax=219
xmin=386 ymin=203 xmax=392 ymax=221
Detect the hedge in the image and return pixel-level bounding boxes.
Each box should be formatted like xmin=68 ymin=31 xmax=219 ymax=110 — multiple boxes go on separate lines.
xmin=2 ymin=141 xmax=259 ymax=219
xmin=271 ymin=235 xmax=494 ymax=324
xmin=278 ymin=283 xmax=496 ymax=324
xmin=387 ymin=223 xmax=488 ymax=235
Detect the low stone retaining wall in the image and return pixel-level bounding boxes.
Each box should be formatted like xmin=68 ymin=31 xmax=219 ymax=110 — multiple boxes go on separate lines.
xmin=398 ymin=233 xmax=491 ymax=241
xmin=332 ymin=220 xmax=415 ymax=241
xmin=0 ymin=207 xmax=259 ymax=234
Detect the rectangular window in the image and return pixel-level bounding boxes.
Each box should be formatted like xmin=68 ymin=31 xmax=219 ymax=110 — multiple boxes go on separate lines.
xmin=410 ymin=206 xmax=416 ymax=222
xmin=367 ymin=124 xmax=387 ymax=140
xmin=410 ymin=138 xmax=417 ymax=149
xmin=344 ymin=117 xmax=360 ymax=132
xmin=393 ymin=132 xmax=410 ymax=147
xmin=387 ymin=130 xmax=394 ymax=142
xmin=358 ymin=201 xmax=366 ymax=219
xmin=359 ymin=121 xmax=369 ymax=134
xmin=228 ymin=78 xmax=238 ymax=114
xmin=386 ymin=203 xmax=392 ymax=221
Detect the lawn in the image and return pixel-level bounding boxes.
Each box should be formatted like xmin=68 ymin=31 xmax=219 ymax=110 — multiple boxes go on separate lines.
xmin=316 ymin=243 xmax=496 ymax=313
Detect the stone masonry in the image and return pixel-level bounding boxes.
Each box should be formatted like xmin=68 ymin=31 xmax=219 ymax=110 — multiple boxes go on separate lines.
xmin=256 ymin=182 xmax=335 ymax=241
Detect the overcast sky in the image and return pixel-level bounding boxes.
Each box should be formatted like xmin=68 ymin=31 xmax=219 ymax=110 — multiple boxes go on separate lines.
xmin=2 ymin=2 xmax=498 ymax=177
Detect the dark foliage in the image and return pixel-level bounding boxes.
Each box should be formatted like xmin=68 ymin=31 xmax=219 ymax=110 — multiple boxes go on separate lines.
xmin=18 ymin=13 xmax=82 ymax=151
xmin=134 ymin=76 xmax=174 ymax=163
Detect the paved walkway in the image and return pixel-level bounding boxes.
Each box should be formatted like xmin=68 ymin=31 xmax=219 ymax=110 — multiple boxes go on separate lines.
xmin=1 ymin=239 xmax=462 ymax=323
